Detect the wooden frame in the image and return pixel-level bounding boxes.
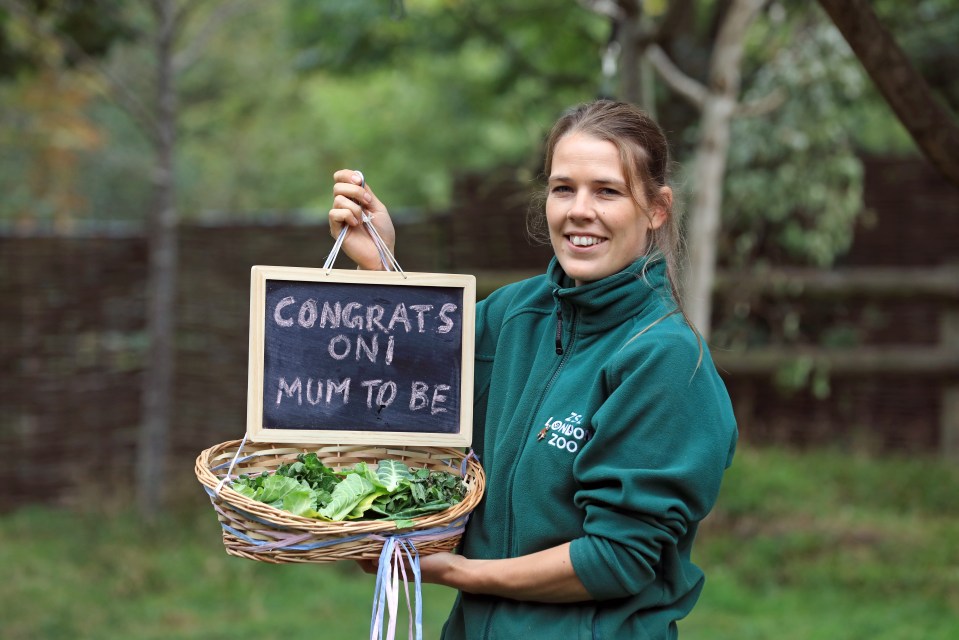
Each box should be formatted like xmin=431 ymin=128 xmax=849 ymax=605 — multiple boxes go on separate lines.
xmin=246 ymin=266 xmax=475 ymax=447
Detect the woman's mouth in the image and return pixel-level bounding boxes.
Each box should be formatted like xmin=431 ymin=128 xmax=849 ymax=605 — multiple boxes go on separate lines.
xmin=568 ymin=234 xmax=606 ymax=247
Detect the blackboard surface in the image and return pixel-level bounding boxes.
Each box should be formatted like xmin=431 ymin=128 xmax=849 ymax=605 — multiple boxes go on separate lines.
xmin=247 ymin=266 xmax=475 ymax=446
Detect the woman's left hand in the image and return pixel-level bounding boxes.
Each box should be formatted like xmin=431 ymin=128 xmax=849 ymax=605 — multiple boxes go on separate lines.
xmin=355 ymin=551 xmax=459 ymax=584
xmin=356 ymin=545 xmax=590 ymax=603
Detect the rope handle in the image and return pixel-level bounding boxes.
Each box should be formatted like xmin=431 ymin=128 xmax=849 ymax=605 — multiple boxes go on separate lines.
xmin=213 ymin=432 xmax=249 ymax=496
xmin=325 ymin=171 xmax=406 ymax=278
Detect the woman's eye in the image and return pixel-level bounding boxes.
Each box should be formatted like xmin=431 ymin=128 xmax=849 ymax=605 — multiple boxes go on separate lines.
xmin=599 ymin=188 xmax=621 ymax=197
xmin=550 ymin=185 xmax=573 ymax=194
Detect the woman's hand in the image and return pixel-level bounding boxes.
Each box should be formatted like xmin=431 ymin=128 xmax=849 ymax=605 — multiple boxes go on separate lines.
xmin=356 ymin=545 xmax=591 ymax=603
xmin=329 ymin=169 xmax=396 ymax=270
xmin=354 ymin=552 xmax=459 ymax=582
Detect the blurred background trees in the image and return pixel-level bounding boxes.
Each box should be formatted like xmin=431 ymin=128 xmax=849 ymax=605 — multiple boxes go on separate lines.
xmin=3 ymin=0 xmax=955 ymax=226
xmin=2 ymin=0 xmax=957 ymax=511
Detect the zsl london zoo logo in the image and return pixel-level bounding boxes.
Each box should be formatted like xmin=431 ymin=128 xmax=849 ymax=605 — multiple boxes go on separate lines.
xmin=537 ymin=411 xmax=593 ymax=454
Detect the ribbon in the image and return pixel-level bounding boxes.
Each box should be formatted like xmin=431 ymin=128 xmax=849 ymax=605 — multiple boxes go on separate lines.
xmin=370 ymin=537 xmax=422 ymax=640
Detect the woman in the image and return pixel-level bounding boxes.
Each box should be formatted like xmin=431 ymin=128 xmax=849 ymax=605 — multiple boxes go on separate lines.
xmin=329 ymin=100 xmax=737 ymax=640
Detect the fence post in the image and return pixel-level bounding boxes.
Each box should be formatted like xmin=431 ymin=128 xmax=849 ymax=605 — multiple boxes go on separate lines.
xmin=942 ymin=307 xmax=959 ymax=459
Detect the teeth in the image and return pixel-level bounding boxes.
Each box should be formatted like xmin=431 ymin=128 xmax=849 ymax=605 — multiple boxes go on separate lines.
xmin=570 ymin=235 xmax=603 ymax=247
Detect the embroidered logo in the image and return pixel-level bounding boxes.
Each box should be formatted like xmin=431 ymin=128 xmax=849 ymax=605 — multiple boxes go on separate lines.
xmin=537 ymin=411 xmax=593 ymax=453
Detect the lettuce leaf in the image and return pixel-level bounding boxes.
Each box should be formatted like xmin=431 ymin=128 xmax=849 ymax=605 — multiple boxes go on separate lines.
xmin=318 ymin=473 xmax=376 ymax=521
xmin=231 ymin=456 xmax=467 ymax=523
xmin=281 ymin=482 xmax=318 ymax=517
xmin=345 ymin=489 xmax=389 ymax=519
xmin=375 ymin=460 xmax=412 ymax=492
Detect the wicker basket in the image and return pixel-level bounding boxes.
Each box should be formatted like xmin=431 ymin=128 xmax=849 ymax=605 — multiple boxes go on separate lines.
xmin=195 ymin=439 xmax=485 ymax=564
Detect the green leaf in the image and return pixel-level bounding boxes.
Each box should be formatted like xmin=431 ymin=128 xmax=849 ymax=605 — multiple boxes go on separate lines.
xmin=345 ymin=489 xmax=389 ymax=519
xmin=257 ymin=474 xmax=306 ymax=505
xmin=230 ymin=476 xmax=260 ymax=499
xmin=386 ymin=501 xmax=454 ymax=519
xmin=318 ymin=473 xmax=375 ymax=521
xmin=281 ymin=482 xmax=318 ymax=516
xmin=393 ymin=519 xmax=417 ymax=530
xmin=375 ymin=460 xmax=412 ymax=492
xmin=409 ymin=482 xmax=427 ymax=504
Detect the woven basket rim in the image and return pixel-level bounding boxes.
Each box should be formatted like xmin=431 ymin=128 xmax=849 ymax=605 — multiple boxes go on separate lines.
xmin=195 ymin=439 xmax=485 ymax=536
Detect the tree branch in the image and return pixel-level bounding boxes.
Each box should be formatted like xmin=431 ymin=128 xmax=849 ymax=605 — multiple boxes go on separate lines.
xmin=735 ymin=87 xmax=787 ymax=117
xmin=709 ymin=0 xmax=765 ymax=94
xmin=644 ymin=43 xmax=707 ymax=110
xmin=817 ymin=0 xmax=959 ymax=186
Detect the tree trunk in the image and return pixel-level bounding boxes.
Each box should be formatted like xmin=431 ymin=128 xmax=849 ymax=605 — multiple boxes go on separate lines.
xmin=616 ymin=1 xmax=642 ymax=105
xmin=817 ymin=0 xmax=959 ymax=187
xmin=683 ymin=0 xmax=764 ymax=338
xmin=137 ymin=0 xmax=178 ymax=519
xmin=685 ymin=95 xmax=736 ymax=335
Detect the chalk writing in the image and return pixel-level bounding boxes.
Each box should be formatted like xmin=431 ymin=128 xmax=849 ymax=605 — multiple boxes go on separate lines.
xmin=261 ymin=279 xmax=463 ymax=434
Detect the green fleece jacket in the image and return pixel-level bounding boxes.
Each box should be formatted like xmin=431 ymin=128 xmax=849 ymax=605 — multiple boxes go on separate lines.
xmin=441 ymin=256 xmax=737 ymax=640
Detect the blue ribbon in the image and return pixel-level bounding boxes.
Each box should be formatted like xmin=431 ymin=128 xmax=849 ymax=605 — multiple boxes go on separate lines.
xmin=370 ymin=537 xmax=423 ymax=640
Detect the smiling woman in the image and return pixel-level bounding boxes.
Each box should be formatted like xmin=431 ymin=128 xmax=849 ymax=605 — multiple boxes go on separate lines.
xmin=546 ymin=132 xmax=670 ymax=286
xmin=327 ymin=100 xmax=738 ymax=640
xmin=540 ymin=101 xmax=679 ymax=297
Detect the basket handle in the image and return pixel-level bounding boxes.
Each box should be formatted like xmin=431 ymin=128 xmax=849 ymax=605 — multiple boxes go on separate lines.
xmin=214 ymin=433 xmax=249 ymax=495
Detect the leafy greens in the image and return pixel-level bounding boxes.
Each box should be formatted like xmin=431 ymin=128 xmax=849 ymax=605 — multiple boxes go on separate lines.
xmin=231 ymin=454 xmax=468 ymax=527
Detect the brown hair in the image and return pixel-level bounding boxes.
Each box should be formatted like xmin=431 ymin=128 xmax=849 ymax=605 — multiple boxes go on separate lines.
xmin=530 ymin=99 xmax=690 ymax=324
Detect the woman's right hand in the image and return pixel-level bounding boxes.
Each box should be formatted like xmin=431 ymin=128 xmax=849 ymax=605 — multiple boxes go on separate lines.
xmin=329 ymin=169 xmax=396 ymax=270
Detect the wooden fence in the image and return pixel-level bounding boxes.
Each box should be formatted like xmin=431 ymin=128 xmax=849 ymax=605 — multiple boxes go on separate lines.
xmin=3 ymin=156 xmax=958 ymax=509
xmin=710 ymin=267 xmax=959 ymax=458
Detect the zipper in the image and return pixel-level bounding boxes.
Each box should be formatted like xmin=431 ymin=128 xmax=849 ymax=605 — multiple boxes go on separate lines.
xmin=483 ymin=301 xmax=577 ymax=639
xmin=555 ymin=307 xmax=564 ymax=354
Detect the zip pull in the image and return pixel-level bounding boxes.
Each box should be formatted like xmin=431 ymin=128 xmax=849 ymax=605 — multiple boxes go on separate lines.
xmin=555 ymin=307 xmax=564 ymax=355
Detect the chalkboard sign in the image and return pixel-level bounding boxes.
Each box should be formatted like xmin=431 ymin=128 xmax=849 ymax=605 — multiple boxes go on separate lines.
xmin=246 ymin=266 xmax=475 ymax=447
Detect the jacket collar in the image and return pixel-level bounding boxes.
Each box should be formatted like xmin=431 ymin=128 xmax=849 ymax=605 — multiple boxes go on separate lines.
xmin=546 ymin=255 xmax=674 ymax=334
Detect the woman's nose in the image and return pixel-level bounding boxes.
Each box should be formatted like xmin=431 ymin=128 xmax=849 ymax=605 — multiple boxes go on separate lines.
xmin=567 ymin=192 xmax=596 ymax=221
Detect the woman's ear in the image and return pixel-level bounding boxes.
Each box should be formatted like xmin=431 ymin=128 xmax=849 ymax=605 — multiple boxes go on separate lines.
xmin=648 ymin=186 xmax=672 ymax=231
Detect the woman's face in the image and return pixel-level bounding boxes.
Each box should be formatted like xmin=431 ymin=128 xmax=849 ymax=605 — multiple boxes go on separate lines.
xmin=546 ymin=133 xmax=667 ymax=286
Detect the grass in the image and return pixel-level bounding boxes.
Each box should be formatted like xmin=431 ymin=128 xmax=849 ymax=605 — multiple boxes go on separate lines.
xmin=2 ymin=445 xmax=958 ymax=639
xmin=1 ymin=504 xmax=457 ymax=639
xmin=683 ymin=446 xmax=959 ymax=640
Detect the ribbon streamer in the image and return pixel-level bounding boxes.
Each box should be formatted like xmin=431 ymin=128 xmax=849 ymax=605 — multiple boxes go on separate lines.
xmin=370 ymin=537 xmax=422 ymax=640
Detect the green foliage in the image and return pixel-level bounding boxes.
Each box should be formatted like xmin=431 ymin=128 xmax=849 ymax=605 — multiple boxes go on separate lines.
xmin=275 ymin=0 xmax=607 ymax=210
xmin=0 ymin=0 xmax=134 ymax=77
xmin=287 ymin=0 xmax=420 ymax=72
xmin=0 ymin=504 xmax=457 ymax=639
xmin=683 ymin=446 xmax=959 ymax=639
xmin=724 ymin=13 xmax=866 ymax=269
xmin=232 ymin=453 xmax=467 ymax=523
xmin=3 ymin=0 xmax=957 ymax=231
